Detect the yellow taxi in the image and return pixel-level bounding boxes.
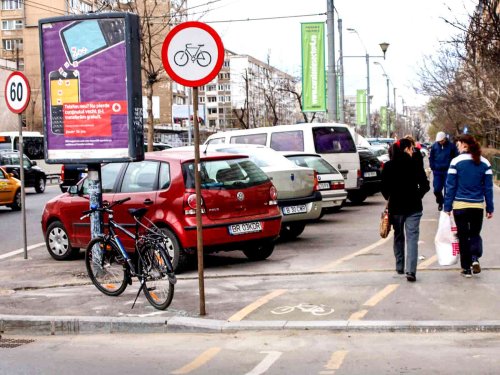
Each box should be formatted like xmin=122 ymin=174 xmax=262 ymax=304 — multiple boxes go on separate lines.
xmin=0 ymin=166 xmax=21 ymax=210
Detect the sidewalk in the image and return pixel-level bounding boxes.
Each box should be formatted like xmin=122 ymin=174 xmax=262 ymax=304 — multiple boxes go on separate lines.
xmin=1 ymin=186 xmax=499 ymax=335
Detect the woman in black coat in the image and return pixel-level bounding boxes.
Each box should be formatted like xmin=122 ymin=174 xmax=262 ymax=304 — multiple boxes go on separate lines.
xmin=381 ymin=138 xmax=430 ymax=282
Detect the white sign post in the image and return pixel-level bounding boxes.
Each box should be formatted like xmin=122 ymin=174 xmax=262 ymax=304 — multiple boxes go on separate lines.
xmin=162 ymin=22 xmax=224 ymax=316
xmin=5 ymin=71 xmax=31 ymax=259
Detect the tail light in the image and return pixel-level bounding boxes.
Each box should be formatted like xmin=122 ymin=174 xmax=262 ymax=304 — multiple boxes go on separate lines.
xmin=313 ymin=170 xmax=319 ymax=191
xmin=380 ymin=161 xmax=385 ymax=169
xmin=60 ymin=165 xmax=65 ymax=181
xmin=184 ymin=193 xmax=205 ymax=215
xmin=331 ymin=181 xmax=345 ymax=190
xmin=357 ymin=169 xmax=362 ymax=178
xmin=269 ymin=185 xmax=278 ymax=205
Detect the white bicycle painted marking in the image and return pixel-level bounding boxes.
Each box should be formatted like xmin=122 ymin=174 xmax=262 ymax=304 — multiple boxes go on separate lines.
xmin=271 ymin=303 xmax=335 ymax=316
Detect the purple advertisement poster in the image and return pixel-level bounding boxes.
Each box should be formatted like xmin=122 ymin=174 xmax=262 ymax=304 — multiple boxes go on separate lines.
xmin=39 ymin=13 xmax=143 ymax=163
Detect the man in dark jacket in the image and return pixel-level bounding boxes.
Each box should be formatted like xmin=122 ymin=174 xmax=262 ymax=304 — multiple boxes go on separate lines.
xmin=429 ymin=132 xmax=458 ymax=211
xmin=381 ymin=139 xmax=430 ymax=282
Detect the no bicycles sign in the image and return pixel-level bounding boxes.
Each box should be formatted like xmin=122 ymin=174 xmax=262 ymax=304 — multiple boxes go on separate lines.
xmin=162 ymin=21 xmax=224 ymax=87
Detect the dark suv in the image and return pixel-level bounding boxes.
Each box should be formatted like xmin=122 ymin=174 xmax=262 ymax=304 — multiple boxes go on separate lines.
xmin=347 ymin=147 xmax=382 ymax=204
xmin=0 ymin=150 xmax=47 ymax=193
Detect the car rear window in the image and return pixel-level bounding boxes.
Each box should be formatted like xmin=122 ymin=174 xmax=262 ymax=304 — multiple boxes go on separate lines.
xmin=313 ymin=126 xmax=356 ymax=153
xmin=286 ymin=155 xmax=340 ymax=175
xmin=182 ymin=158 xmax=269 ymax=190
xmin=270 ymin=130 xmax=304 ymax=151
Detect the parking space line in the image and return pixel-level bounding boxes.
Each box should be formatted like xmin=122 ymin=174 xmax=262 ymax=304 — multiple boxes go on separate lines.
xmin=348 ymin=284 xmax=399 ymax=321
xmin=319 ymin=350 xmax=349 ymax=374
xmin=227 ymin=289 xmax=287 ymax=322
xmin=171 ymin=347 xmax=221 ymax=374
xmin=315 ymin=235 xmax=393 ymax=273
xmin=0 ymin=242 xmax=45 ymax=261
xmin=418 ymin=254 xmax=437 ymax=269
xmin=245 ymin=351 xmax=282 ymax=375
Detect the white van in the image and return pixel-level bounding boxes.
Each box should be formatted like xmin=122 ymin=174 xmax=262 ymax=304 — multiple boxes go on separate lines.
xmin=204 ymin=123 xmax=361 ymax=193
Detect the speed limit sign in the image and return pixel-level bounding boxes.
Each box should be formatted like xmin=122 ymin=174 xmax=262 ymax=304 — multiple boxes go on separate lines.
xmin=5 ymin=71 xmax=30 ymax=114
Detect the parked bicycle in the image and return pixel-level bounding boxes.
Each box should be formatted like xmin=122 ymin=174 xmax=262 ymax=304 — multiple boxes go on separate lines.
xmin=81 ymin=197 xmax=176 ymax=310
xmin=173 ymin=43 xmax=212 ymax=67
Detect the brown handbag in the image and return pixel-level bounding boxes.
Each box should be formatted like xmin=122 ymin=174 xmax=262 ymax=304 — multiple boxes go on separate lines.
xmin=379 ymin=203 xmax=391 ymax=238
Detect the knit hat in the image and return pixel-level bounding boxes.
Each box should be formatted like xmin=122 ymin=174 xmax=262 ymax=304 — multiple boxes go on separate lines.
xmin=436 ymin=132 xmax=446 ymax=142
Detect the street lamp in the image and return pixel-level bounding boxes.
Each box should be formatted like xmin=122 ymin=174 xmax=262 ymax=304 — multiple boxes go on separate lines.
xmin=373 ymin=61 xmax=391 ymax=137
xmin=345 ymin=28 xmax=389 ymax=137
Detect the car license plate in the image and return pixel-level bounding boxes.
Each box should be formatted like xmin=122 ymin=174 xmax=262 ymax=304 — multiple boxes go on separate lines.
xmin=282 ymin=204 xmax=307 ymax=215
xmin=364 ymin=171 xmax=377 ymax=177
xmin=228 ymin=221 xmax=262 ymax=235
xmin=318 ymin=182 xmax=331 ymax=190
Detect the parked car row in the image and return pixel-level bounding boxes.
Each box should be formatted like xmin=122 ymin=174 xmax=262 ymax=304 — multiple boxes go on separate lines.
xmin=0 ymin=150 xmax=47 ymax=194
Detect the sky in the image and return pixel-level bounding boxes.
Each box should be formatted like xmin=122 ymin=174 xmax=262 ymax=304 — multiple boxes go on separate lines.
xmin=187 ymin=0 xmax=476 ymax=111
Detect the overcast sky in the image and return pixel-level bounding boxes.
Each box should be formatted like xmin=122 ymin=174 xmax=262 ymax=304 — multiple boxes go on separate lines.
xmin=187 ymin=0 xmax=475 ymax=111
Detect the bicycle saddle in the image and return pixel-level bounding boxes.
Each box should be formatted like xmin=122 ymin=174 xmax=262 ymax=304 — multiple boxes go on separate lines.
xmin=128 ymin=207 xmax=148 ymax=218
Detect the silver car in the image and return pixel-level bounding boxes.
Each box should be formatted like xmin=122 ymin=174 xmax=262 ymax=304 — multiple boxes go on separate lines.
xmin=205 ymin=144 xmax=322 ymax=240
xmin=281 ymin=151 xmax=348 ymax=214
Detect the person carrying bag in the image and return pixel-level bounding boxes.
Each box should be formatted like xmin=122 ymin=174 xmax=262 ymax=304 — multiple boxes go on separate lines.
xmin=435 ymin=211 xmax=460 ymax=266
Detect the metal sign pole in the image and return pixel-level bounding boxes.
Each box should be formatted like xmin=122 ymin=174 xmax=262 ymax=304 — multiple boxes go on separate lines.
xmin=18 ymin=115 xmax=28 ymax=259
xmin=192 ymin=86 xmax=206 ymax=316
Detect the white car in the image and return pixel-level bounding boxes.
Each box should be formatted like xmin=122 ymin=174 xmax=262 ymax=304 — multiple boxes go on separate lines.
xmin=204 ymin=144 xmax=322 ymax=240
xmin=280 ymin=151 xmax=347 ymax=214
xmin=368 ymin=145 xmax=390 ymax=164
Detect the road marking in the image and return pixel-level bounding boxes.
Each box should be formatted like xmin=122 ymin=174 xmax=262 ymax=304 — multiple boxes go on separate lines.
xmin=418 ymin=254 xmax=437 ymax=269
xmin=171 ymin=347 xmax=221 ymax=374
xmin=363 ymin=284 xmax=399 ymax=307
xmin=227 ymin=289 xmax=287 ymax=322
xmin=349 ymin=284 xmax=399 ymax=321
xmin=0 ymin=242 xmax=45 ymax=260
xmin=320 ymin=350 xmax=349 ymax=374
xmin=245 ymin=351 xmax=282 ymax=375
xmin=315 ymin=234 xmax=393 ymax=272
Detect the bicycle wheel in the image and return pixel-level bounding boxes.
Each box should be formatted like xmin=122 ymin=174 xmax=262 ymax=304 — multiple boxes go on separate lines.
xmin=85 ymin=237 xmax=128 ymax=297
xmin=173 ymin=51 xmax=188 ymax=66
xmin=138 ymin=242 xmax=175 ymax=310
xmin=196 ymin=51 xmax=211 ymax=67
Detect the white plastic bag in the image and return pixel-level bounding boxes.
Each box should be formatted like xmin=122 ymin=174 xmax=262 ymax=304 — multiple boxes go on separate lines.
xmin=434 ymin=212 xmax=460 ymax=266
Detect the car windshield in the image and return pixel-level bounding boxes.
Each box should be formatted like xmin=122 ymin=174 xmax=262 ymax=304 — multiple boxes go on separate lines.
xmin=286 ymin=155 xmax=340 ymax=174
xmin=312 ymin=126 xmax=356 ymax=153
xmin=182 ymin=158 xmax=269 ymax=190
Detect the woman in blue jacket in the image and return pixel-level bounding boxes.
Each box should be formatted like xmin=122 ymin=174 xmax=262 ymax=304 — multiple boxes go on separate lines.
xmin=444 ymin=134 xmax=494 ymax=277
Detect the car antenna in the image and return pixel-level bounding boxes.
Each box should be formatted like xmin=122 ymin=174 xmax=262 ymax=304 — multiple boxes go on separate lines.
xmin=203 ymin=141 xmax=210 ymax=154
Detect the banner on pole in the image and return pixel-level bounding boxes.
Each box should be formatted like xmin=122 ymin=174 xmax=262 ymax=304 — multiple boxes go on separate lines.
xmin=380 ymin=106 xmax=387 ymax=132
xmin=301 ymin=22 xmax=326 ymax=112
xmin=356 ymin=89 xmax=366 ymax=125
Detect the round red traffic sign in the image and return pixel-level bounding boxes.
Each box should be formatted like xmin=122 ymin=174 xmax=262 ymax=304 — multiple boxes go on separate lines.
xmin=4 ymin=71 xmax=31 ymax=114
xmin=162 ymin=21 xmax=224 ymax=87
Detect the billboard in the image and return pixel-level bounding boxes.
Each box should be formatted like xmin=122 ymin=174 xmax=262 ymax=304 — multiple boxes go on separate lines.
xmin=39 ymin=12 xmax=144 ymax=164
xmin=356 ymin=89 xmax=366 ymax=126
xmin=301 ymin=22 xmax=326 ymax=112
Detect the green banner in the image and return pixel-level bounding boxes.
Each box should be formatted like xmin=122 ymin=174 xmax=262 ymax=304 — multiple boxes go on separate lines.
xmin=380 ymin=106 xmax=387 ymax=132
xmin=356 ymin=89 xmax=366 ymax=125
xmin=301 ymin=22 xmax=326 ymax=112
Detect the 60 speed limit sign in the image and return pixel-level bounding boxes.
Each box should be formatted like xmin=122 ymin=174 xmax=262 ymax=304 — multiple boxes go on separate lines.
xmin=5 ymin=71 xmax=30 ymax=114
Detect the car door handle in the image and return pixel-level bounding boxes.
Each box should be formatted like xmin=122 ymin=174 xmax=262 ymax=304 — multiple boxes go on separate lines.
xmin=143 ymin=199 xmax=154 ymax=205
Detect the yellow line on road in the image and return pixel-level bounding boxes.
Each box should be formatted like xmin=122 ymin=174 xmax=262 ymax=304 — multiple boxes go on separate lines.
xmin=418 ymin=254 xmax=437 ymax=269
xmin=348 ymin=309 xmax=368 ymax=321
xmin=227 ymin=289 xmax=287 ymax=322
xmin=320 ymin=350 xmax=349 ymax=374
xmin=363 ymin=284 xmax=399 ymax=307
xmin=171 ymin=347 xmax=221 ymax=374
xmin=315 ymin=234 xmax=393 ymax=273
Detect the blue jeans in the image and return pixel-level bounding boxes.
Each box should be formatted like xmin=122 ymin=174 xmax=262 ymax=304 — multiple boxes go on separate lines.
xmin=433 ymin=172 xmax=447 ymax=204
xmin=391 ymin=212 xmax=423 ymax=274
xmin=453 ymin=208 xmax=484 ymax=270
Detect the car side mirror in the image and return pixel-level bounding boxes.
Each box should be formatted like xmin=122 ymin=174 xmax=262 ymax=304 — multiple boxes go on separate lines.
xmin=68 ymin=185 xmax=79 ymax=195
xmin=7 ymin=173 xmax=14 ymax=178
xmin=31 ymin=160 xmax=37 ymax=166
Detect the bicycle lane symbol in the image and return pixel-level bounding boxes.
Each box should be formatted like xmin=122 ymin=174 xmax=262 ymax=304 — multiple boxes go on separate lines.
xmin=173 ymin=43 xmax=212 ymax=67
xmin=271 ymin=303 xmax=335 ymax=316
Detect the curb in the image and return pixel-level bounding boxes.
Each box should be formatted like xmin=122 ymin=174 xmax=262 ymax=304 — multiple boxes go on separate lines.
xmin=2 ymin=315 xmax=500 ymax=335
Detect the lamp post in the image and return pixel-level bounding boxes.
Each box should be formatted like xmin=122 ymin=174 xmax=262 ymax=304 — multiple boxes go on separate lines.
xmin=373 ymin=61 xmax=391 ymax=137
xmin=345 ymin=28 xmax=389 ymax=137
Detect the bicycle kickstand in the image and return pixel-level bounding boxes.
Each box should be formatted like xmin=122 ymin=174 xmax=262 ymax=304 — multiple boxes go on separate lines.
xmin=131 ymin=278 xmax=146 ymax=309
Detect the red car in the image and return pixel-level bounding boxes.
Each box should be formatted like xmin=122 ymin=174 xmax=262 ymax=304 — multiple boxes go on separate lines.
xmin=42 ymin=150 xmax=282 ymax=271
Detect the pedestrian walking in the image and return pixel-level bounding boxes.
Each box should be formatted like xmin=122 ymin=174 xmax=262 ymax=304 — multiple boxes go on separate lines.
xmin=443 ymin=134 xmax=494 ymax=278
xmin=429 ymin=132 xmax=458 ymax=211
xmin=381 ymin=138 xmax=430 ymax=282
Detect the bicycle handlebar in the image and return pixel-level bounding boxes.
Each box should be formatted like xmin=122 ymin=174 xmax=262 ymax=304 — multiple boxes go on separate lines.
xmin=80 ymin=197 xmax=131 ymax=220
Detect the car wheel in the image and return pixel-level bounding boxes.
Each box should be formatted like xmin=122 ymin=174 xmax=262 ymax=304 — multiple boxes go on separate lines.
xmin=159 ymin=227 xmax=188 ymax=273
xmin=243 ymin=241 xmax=275 ymax=261
xmin=348 ymin=190 xmax=367 ymax=204
xmin=45 ymin=221 xmax=80 ymax=260
xmin=9 ymin=189 xmax=22 ymax=211
xmin=279 ymin=222 xmax=306 ymax=241
xmin=35 ymin=177 xmax=46 ymax=193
